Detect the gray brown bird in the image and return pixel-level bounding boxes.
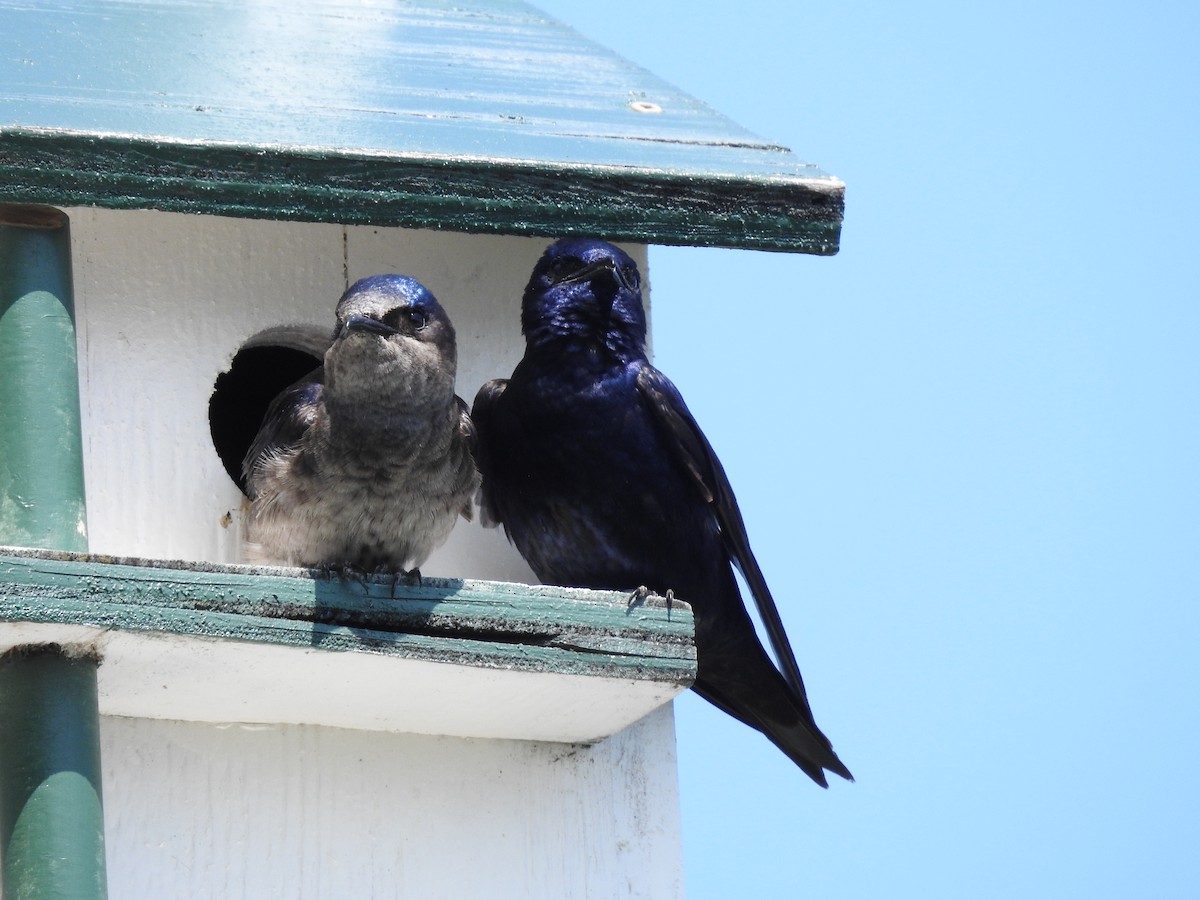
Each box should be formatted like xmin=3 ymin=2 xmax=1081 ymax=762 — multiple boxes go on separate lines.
xmin=243 ymin=275 xmax=478 ymax=573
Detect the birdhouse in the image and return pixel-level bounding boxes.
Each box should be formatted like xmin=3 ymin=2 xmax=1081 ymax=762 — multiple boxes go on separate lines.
xmin=0 ymin=2 xmax=843 ymax=897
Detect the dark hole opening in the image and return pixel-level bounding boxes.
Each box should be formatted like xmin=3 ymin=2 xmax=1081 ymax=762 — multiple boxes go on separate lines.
xmin=209 ymin=343 xmax=323 ymax=495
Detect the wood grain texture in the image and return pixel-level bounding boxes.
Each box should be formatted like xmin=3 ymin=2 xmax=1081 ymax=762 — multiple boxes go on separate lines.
xmin=0 ymin=0 xmax=842 ymax=253
xmin=100 ymin=710 xmax=685 ymax=899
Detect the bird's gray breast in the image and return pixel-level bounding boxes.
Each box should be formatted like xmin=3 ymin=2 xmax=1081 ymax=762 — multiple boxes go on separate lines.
xmin=245 ymin=414 xmax=476 ymax=570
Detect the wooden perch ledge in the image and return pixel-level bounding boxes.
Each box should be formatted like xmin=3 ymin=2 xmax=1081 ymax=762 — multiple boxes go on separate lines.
xmin=0 ymin=546 xmax=695 ymax=744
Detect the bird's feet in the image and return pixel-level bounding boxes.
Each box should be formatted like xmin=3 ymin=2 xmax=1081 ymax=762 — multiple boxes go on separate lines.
xmin=372 ymin=565 xmax=422 ymax=598
xmin=628 ymin=585 xmax=652 ymax=609
xmin=627 ymin=586 xmax=675 ymax=614
xmin=315 ymin=562 xmax=420 ymax=597
xmin=315 ymin=561 xmax=369 ymax=587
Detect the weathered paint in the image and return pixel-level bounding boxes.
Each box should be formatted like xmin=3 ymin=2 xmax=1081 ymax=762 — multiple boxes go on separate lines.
xmin=0 ymin=549 xmax=694 ymax=680
xmin=0 ymin=548 xmax=695 ymax=742
xmin=0 ymin=0 xmax=842 ymax=253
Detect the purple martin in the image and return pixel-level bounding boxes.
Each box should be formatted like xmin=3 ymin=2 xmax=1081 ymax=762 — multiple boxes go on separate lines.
xmin=243 ymin=275 xmax=479 ymax=572
xmin=472 ymin=239 xmax=851 ymax=786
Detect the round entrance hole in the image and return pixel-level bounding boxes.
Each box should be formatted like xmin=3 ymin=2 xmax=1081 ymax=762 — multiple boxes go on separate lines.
xmin=208 ymin=326 xmax=329 ymax=495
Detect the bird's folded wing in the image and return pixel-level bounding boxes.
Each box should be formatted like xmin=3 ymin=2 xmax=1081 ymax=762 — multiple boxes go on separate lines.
xmin=242 ymin=374 xmax=325 ymax=496
xmin=470 ymin=378 xmax=509 ymax=528
xmin=634 ymin=362 xmax=813 ymax=710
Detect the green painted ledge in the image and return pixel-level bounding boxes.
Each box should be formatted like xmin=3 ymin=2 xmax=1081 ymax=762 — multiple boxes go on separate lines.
xmin=0 ymin=0 xmax=843 ymax=254
xmin=0 ymin=547 xmax=695 ymax=743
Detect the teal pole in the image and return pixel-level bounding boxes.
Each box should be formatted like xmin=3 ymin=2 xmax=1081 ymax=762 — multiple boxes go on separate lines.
xmin=0 ymin=205 xmax=106 ymax=898
xmin=0 ymin=648 xmax=107 ymax=900
xmin=0 ymin=204 xmax=88 ymax=552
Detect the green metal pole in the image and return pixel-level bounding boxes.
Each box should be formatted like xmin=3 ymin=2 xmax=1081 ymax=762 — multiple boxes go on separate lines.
xmin=0 ymin=648 xmax=107 ymax=900
xmin=0 ymin=205 xmax=106 ymax=898
xmin=0 ymin=204 xmax=88 ymax=552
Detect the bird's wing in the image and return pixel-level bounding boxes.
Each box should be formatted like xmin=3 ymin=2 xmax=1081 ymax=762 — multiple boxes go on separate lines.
xmin=634 ymin=362 xmax=812 ymax=707
xmin=470 ymin=378 xmax=509 ymax=528
xmin=242 ymin=372 xmax=325 ymax=498
xmin=455 ymin=393 xmax=478 ymax=522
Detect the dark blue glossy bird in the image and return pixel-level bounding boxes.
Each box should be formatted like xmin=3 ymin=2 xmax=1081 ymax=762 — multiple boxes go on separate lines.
xmin=243 ymin=275 xmax=479 ymax=572
xmin=472 ymin=238 xmax=851 ymax=786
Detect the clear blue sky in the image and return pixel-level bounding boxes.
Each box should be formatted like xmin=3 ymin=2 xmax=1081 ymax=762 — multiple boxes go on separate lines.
xmin=534 ymin=2 xmax=1198 ymax=897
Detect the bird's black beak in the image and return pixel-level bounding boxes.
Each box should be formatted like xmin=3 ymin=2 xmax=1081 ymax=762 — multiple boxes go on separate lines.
xmin=341 ymin=315 xmax=399 ymax=338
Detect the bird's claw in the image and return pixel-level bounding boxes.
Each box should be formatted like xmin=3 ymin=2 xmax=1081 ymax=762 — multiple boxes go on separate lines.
xmin=627 ymin=585 xmax=676 ymax=615
xmin=367 ymin=564 xmax=421 ymax=598
xmin=628 ymin=585 xmax=652 ymax=609
xmin=315 ymin=561 xmax=368 ymax=587
xmin=314 ymin=564 xmax=360 ymax=585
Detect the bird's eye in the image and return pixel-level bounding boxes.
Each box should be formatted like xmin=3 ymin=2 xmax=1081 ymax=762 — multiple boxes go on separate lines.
xmin=383 ymin=307 xmax=429 ymax=332
xmin=619 ymin=264 xmax=640 ymax=291
xmin=547 ymin=257 xmax=577 ymax=284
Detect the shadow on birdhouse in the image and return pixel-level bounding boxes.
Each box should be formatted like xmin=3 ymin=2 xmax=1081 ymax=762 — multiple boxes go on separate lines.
xmin=208 ymin=325 xmax=328 ymax=495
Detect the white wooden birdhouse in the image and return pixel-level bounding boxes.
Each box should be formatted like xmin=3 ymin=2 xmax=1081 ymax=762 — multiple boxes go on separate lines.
xmin=0 ymin=1 xmax=843 ymax=897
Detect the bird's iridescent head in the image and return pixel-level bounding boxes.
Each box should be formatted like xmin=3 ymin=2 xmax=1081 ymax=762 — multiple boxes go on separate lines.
xmin=333 ymin=274 xmax=451 ymax=347
xmin=521 ymin=238 xmax=647 ymax=360
xmin=327 ymin=274 xmax=458 ymax=400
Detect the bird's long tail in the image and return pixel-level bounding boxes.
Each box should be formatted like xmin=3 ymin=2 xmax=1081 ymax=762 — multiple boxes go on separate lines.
xmin=692 ymin=603 xmax=853 ymax=787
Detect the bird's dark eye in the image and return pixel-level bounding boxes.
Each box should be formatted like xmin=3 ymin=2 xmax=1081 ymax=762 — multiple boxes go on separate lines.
xmin=383 ymin=307 xmax=429 ymax=332
xmin=619 ymin=264 xmax=640 ymax=291
xmin=547 ymin=257 xmax=578 ymax=284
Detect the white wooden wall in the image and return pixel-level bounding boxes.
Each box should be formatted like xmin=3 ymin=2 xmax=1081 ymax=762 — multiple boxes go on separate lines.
xmin=60 ymin=208 xmax=680 ymax=899
xmin=100 ymin=707 xmax=683 ymax=899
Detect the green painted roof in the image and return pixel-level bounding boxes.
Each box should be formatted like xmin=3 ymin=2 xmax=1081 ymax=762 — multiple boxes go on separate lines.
xmin=0 ymin=0 xmax=842 ymax=253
